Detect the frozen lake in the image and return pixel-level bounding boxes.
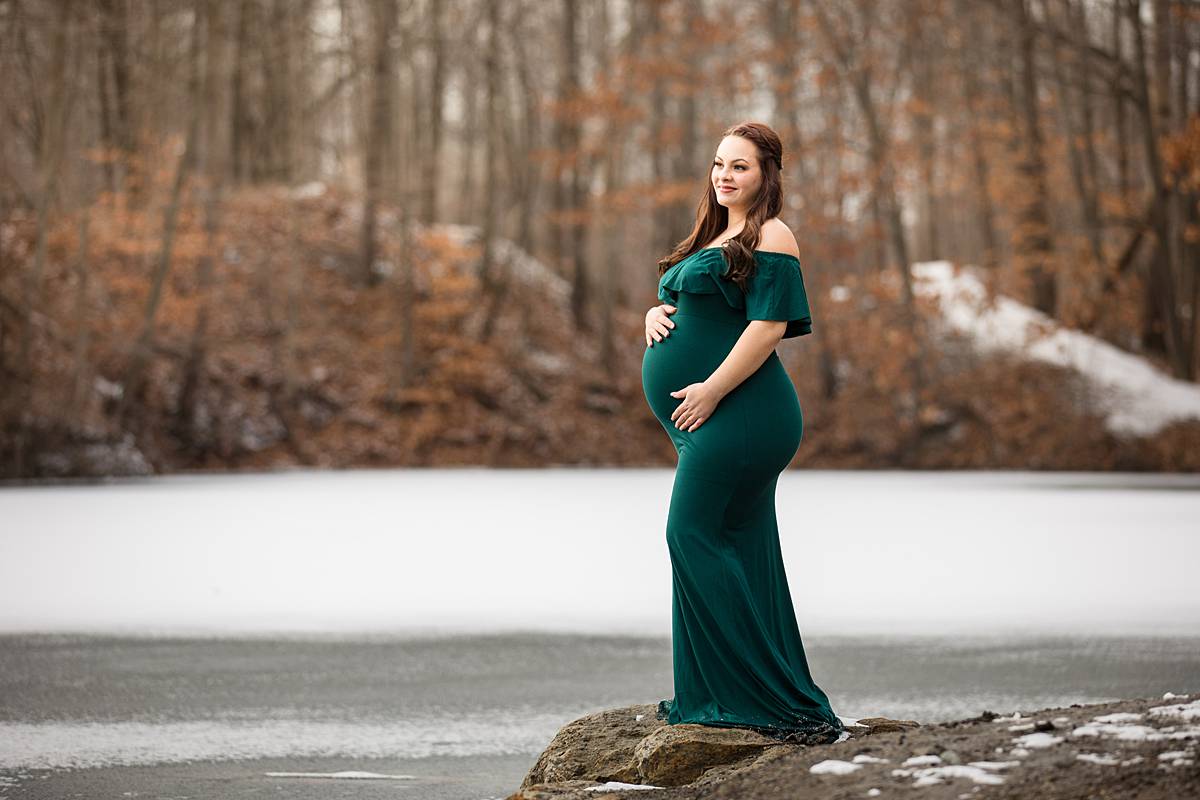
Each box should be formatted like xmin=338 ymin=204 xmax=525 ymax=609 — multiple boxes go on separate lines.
xmin=2 ymin=468 xmax=1198 ymax=638
xmin=1 ymin=469 xmax=1198 ymax=799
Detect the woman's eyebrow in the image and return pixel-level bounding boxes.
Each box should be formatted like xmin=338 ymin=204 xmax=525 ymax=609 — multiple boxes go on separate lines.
xmin=713 ymin=157 xmax=749 ymax=163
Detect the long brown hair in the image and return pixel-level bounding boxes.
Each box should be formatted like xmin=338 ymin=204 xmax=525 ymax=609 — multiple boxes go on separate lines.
xmin=656 ymin=121 xmax=786 ymax=293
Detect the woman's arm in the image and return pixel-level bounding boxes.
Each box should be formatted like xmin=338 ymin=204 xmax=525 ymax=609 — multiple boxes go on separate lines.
xmin=669 ymin=320 xmax=785 ymax=431
xmin=706 ymin=321 xmax=787 ymax=396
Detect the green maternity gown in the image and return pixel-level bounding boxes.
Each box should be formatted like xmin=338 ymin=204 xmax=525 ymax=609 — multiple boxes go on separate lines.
xmin=640 ymin=246 xmax=844 ymax=746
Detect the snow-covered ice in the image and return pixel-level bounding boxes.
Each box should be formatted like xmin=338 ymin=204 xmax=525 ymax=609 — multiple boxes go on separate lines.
xmin=3 ymin=469 xmax=1199 ymax=640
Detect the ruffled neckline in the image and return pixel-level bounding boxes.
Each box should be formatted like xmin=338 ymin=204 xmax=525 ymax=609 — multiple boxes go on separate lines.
xmin=658 ymin=246 xmax=812 ymax=338
xmin=695 ymin=246 xmax=800 ymax=262
xmin=658 ymin=247 xmax=802 ymax=299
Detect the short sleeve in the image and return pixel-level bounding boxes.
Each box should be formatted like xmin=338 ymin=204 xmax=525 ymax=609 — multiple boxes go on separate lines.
xmin=744 ymin=252 xmax=813 ymax=338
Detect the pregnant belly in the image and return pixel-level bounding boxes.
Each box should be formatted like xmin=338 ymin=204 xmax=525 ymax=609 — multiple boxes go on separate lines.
xmin=641 ymin=311 xmax=741 ymax=426
xmin=642 ymin=301 xmax=804 ymax=472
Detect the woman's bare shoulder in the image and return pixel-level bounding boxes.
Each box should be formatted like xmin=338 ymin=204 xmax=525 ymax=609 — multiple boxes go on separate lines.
xmin=758 ymin=218 xmax=800 ymax=259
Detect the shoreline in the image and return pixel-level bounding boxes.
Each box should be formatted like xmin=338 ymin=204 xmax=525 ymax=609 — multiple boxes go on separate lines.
xmin=508 ymin=692 xmax=1200 ymax=799
xmin=1 ymin=693 xmax=1195 ymax=800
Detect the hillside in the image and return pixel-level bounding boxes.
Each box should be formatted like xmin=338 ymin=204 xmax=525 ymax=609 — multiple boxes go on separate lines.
xmin=3 ymin=184 xmax=1198 ymax=479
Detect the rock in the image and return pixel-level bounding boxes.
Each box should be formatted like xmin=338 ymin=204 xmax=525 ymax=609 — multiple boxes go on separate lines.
xmin=515 ymin=707 xmax=925 ymax=798
xmin=507 ymin=779 xmax=616 ymax=799
xmin=855 ymin=716 xmax=922 ymax=733
xmin=633 ymin=722 xmax=785 ymax=786
xmin=511 ymin=696 xmax=1200 ymax=800
xmin=516 ymin=703 xmax=810 ymax=795
xmin=519 ymin=704 xmax=660 ymax=788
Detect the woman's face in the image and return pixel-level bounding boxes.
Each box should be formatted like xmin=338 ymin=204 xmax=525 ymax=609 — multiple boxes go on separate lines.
xmin=711 ymin=135 xmax=762 ymax=210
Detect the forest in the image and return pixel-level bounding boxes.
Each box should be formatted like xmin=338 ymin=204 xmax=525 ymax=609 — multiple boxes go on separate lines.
xmin=1 ymin=0 xmax=1198 ymax=478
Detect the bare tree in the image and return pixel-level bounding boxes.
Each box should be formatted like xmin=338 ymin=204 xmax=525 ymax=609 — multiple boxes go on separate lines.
xmin=478 ymin=0 xmax=506 ymax=341
xmin=118 ymin=0 xmax=205 ymax=425
xmin=810 ymin=0 xmax=928 ymax=451
xmin=359 ymin=0 xmax=398 ymax=286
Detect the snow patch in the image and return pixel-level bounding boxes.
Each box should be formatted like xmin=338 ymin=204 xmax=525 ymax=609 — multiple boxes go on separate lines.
xmin=583 ymin=781 xmax=661 ymax=791
xmin=1148 ymin=698 xmax=1200 ymax=721
xmin=1071 ymin=703 xmax=1200 ymax=743
xmin=891 ymin=764 xmax=1006 ymax=786
xmin=289 ymin=181 xmax=327 ymax=200
xmin=852 ymin=753 xmax=890 ymax=764
xmin=902 ymin=754 xmax=943 ymax=767
xmin=1075 ymin=753 xmax=1121 ymax=765
xmin=1011 ymin=732 xmax=1064 ymax=749
xmin=913 ymin=260 xmax=1200 ymax=436
xmin=810 ymin=758 xmax=863 ymax=775
xmin=967 ymin=760 xmax=1021 ymax=770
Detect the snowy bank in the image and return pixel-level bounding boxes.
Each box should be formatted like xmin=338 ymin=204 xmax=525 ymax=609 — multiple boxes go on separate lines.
xmin=912 ymin=260 xmax=1200 ymax=437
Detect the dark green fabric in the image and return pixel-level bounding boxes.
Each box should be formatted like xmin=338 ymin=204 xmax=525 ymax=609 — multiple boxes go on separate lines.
xmin=658 ymin=248 xmax=813 ymax=339
xmin=642 ymin=250 xmax=842 ymax=745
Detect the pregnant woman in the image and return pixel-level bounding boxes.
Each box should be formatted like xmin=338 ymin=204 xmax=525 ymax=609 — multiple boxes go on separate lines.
xmin=641 ymin=122 xmax=844 ymax=745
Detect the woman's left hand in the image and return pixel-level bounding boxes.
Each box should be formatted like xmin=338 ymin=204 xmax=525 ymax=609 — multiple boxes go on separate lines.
xmin=669 ymin=381 xmax=724 ymax=431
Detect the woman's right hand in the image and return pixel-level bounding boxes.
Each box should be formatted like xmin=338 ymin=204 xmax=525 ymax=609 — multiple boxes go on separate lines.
xmin=645 ymin=303 xmax=677 ymax=346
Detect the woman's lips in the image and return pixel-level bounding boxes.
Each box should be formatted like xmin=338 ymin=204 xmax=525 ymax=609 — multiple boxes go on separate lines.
xmin=718 ymin=186 xmax=736 ymax=193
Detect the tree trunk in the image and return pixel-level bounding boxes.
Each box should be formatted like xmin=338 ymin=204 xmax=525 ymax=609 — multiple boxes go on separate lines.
xmin=359 ymin=0 xmax=398 ymax=287
xmin=562 ymin=0 xmax=590 ymax=330
xmin=479 ymin=0 xmax=508 ymax=342
xmin=423 ymin=0 xmax=445 ymax=224
xmin=958 ymin=0 xmax=1000 ymax=268
xmin=118 ymin=0 xmax=205 ymax=427
xmin=811 ymin=0 xmax=926 ymax=449
xmin=1046 ymin=0 xmax=1105 ymax=283
xmin=96 ymin=0 xmax=136 ymax=201
xmin=1127 ymin=0 xmax=1185 ymax=375
xmin=1014 ymin=0 xmax=1058 ymax=316
xmin=175 ymin=0 xmax=229 ymax=457
xmin=12 ymin=0 xmax=74 ymax=476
